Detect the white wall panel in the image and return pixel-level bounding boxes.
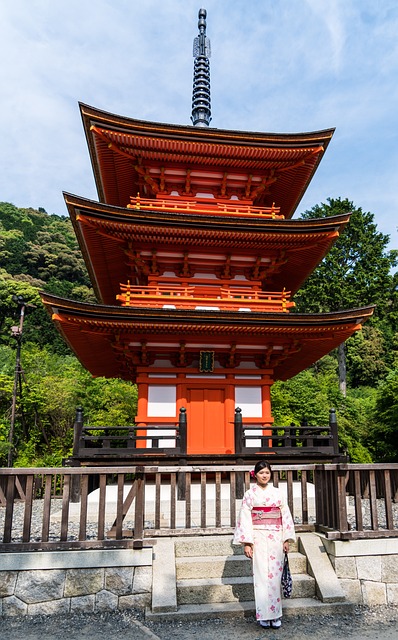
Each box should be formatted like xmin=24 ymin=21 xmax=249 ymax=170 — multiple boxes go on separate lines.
xmin=147 ymin=385 xmax=176 ymax=417
xmin=235 ymin=387 xmax=262 ymax=417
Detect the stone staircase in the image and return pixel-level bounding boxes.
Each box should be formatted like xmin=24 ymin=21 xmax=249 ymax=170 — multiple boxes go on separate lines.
xmin=147 ymin=533 xmax=354 ymax=621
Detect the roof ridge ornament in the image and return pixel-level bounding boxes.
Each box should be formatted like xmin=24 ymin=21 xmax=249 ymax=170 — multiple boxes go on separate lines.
xmin=191 ymin=8 xmax=212 ymax=127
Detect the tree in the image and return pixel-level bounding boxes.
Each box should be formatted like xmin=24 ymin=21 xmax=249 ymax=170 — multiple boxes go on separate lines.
xmin=0 ymin=342 xmax=138 ymax=467
xmin=0 ymin=202 xmax=95 ymax=354
xmin=295 ymin=198 xmax=397 ymax=393
xmin=346 ymin=325 xmax=387 ymax=387
xmin=366 ymin=368 xmax=398 ymax=462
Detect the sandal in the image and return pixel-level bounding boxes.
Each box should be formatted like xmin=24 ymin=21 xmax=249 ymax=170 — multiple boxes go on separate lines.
xmin=271 ymin=618 xmax=282 ymax=628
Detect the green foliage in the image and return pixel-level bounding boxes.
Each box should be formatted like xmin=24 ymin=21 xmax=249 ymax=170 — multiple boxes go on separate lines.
xmin=0 ymin=343 xmax=138 ymax=467
xmin=275 ymin=196 xmax=397 ymax=461
xmin=295 ymin=197 xmax=397 ymax=389
xmin=271 ymin=369 xmax=332 ymax=426
xmin=365 ymin=369 xmax=398 ymax=462
xmin=296 ymin=197 xmax=397 ymax=318
xmin=334 ymin=388 xmax=376 ymax=463
xmin=346 ymin=325 xmax=387 ymax=387
xmin=0 ymin=202 xmax=139 ymax=466
xmin=271 ymin=369 xmax=377 ymax=463
xmin=0 ymin=202 xmax=95 ymax=354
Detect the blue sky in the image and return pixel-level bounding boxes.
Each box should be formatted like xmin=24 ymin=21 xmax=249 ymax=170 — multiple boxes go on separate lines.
xmin=0 ymin=0 xmax=397 ymax=251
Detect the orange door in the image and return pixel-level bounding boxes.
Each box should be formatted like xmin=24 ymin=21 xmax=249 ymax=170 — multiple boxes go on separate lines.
xmin=187 ymin=387 xmax=229 ymax=454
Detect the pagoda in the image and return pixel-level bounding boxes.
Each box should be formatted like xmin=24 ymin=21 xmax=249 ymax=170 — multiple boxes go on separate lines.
xmin=41 ymin=9 xmax=373 ymax=462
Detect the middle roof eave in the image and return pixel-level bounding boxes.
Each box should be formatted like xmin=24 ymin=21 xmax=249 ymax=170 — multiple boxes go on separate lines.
xmin=64 ymin=192 xmax=350 ymax=304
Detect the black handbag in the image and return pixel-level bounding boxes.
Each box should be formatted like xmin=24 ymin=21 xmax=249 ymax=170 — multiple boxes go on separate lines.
xmin=281 ymin=551 xmax=293 ymax=598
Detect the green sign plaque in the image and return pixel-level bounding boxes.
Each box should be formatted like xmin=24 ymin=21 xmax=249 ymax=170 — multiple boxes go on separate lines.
xmin=199 ymin=350 xmax=215 ymax=373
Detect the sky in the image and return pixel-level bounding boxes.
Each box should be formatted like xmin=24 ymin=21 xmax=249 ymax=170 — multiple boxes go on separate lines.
xmin=0 ymin=0 xmax=397 ymax=252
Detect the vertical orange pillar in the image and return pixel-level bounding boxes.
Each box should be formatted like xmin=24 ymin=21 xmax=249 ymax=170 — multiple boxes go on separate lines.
xmin=225 ymin=374 xmax=235 ymax=454
xmin=135 ymin=382 xmax=148 ymax=449
xmin=261 ymin=375 xmax=273 ymax=446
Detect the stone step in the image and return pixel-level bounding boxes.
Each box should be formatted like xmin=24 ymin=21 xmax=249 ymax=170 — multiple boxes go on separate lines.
xmin=176 ymin=551 xmax=307 ymax=580
xmin=146 ymin=597 xmax=354 ymax=623
xmin=174 ymin=535 xmax=298 ymax=558
xmin=176 ymin=573 xmax=315 ymax=605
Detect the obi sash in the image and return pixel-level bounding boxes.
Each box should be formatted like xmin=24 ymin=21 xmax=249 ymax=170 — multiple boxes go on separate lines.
xmin=251 ymin=506 xmax=282 ymax=526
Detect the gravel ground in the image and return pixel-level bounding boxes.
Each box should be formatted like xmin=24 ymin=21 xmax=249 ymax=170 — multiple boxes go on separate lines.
xmin=1 ymin=606 xmax=398 ymax=640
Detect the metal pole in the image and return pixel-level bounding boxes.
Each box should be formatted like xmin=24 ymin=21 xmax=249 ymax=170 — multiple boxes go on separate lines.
xmin=7 ymin=298 xmax=26 ymax=467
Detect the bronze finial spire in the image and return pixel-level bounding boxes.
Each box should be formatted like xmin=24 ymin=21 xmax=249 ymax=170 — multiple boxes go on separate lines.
xmin=191 ymin=8 xmax=211 ymax=127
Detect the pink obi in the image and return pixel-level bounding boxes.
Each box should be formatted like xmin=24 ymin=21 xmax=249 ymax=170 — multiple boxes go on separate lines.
xmin=251 ymin=506 xmax=282 ymax=526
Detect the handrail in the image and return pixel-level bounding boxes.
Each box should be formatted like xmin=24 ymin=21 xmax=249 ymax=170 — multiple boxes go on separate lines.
xmin=116 ymin=283 xmax=294 ymax=312
xmin=127 ymin=195 xmax=284 ymax=219
xmin=314 ymin=463 xmax=398 ymax=539
xmin=1 ymin=463 xmax=398 ymax=551
xmin=234 ymin=408 xmax=340 ymax=457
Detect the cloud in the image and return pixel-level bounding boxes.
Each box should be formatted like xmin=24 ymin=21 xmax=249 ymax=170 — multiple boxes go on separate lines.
xmin=0 ymin=0 xmax=396 ymax=251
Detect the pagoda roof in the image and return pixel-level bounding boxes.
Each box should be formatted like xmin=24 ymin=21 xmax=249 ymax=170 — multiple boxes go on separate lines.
xmin=40 ymin=292 xmax=374 ymax=382
xmin=80 ymin=103 xmax=334 ymax=219
xmin=65 ymin=193 xmax=350 ymax=304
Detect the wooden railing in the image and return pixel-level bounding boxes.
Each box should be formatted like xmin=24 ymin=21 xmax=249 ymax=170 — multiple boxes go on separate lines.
xmin=234 ymin=408 xmax=340 ymax=459
xmin=1 ymin=463 xmax=397 ymax=552
xmin=72 ymin=407 xmax=338 ymax=461
xmin=0 ymin=465 xmax=315 ymax=551
xmin=72 ymin=407 xmax=186 ymax=459
xmin=315 ymin=463 xmax=398 ymax=539
xmin=116 ymin=283 xmax=294 ymax=312
xmin=127 ymin=195 xmax=284 ymax=219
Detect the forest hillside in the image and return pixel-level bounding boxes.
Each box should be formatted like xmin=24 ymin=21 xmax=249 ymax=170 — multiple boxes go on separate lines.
xmin=0 ymin=198 xmax=397 ymax=466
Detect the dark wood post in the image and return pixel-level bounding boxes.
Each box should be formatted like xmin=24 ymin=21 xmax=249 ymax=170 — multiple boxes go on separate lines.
xmin=70 ymin=407 xmax=83 ymax=503
xmin=329 ymin=408 xmax=339 ymax=455
xmin=177 ymin=407 xmax=187 ymax=500
xmin=133 ymin=466 xmax=145 ymax=549
xmin=73 ymin=406 xmax=84 ymax=457
xmin=178 ymin=407 xmax=187 ymax=454
xmin=234 ymin=408 xmax=245 ymax=498
xmin=335 ymin=464 xmax=349 ymax=533
xmin=234 ymin=407 xmax=243 ymax=455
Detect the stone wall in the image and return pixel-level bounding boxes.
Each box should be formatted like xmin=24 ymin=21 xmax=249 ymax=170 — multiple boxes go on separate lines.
xmin=322 ymin=536 xmax=398 ymax=606
xmin=0 ymin=548 xmax=153 ymax=617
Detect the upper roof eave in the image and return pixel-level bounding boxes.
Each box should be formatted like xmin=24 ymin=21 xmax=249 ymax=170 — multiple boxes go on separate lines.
xmin=79 ymin=102 xmax=335 ymax=146
xmin=79 ymin=103 xmax=335 ymax=217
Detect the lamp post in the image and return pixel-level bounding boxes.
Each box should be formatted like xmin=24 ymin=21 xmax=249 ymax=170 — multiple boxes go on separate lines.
xmin=7 ymin=295 xmax=26 ymax=468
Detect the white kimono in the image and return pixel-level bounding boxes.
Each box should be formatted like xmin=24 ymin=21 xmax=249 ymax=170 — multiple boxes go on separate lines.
xmin=233 ymin=483 xmax=295 ymax=621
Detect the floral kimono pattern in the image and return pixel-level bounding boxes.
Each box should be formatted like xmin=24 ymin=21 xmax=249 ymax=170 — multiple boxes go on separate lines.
xmin=233 ymin=483 xmax=295 ymax=621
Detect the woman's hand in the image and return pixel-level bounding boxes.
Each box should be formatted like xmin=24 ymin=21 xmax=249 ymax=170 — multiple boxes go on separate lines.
xmin=244 ymin=543 xmax=253 ymax=559
xmin=283 ymin=541 xmax=290 ymax=553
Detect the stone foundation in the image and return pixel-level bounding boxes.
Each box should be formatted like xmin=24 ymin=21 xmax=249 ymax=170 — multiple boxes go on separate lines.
xmin=321 ymin=536 xmax=398 ymax=606
xmin=0 ymin=548 xmax=152 ymax=617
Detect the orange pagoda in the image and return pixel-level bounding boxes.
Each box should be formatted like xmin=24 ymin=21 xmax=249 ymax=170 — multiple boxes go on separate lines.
xmin=41 ymin=10 xmax=373 ymax=464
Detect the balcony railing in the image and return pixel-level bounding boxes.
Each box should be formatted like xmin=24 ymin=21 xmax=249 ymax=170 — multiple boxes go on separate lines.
xmin=117 ymin=283 xmax=294 ymax=312
xmin=127 ymin=195 xmax=284 ymax=219
xmin=69 ymin=407 xmax=339 ymax=462
xmin=234 ymin=408 xmax=339 ymax=458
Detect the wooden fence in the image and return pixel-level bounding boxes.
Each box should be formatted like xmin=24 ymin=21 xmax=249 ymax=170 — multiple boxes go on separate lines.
xmin=314 ymin=463 xmax=398 ymax=539
xmin=1 ymin=464 xmax=398 ymax=552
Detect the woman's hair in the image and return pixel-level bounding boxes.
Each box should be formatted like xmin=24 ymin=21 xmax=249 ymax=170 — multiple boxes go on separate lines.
xmin=254 ymin=460 xmax=272 ymax=476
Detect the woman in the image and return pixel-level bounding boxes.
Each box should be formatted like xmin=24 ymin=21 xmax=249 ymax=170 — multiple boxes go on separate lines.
xmin=233 ymin=460 xmax=295 ymax=629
